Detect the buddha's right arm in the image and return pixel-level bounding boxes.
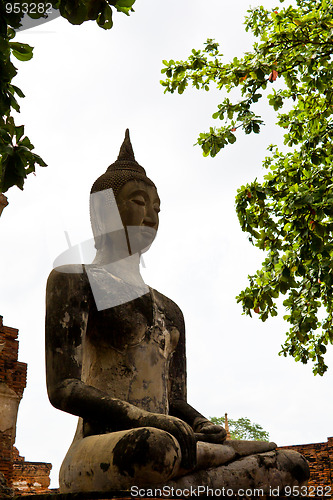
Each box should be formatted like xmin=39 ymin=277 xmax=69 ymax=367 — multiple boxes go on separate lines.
xmin=47 ymin=376 xmax=151 ymax=426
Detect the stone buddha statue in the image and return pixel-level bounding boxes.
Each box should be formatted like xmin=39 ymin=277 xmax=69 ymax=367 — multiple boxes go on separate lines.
xmin=45 ymin=130 xmax=309 ymax=494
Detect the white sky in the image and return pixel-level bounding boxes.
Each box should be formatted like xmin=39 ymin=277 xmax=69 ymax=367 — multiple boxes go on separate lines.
xmin=1 ymin=0 xmax=332 ymax=489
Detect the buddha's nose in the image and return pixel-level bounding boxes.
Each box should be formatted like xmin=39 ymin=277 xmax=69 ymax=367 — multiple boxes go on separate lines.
xmin=143 ymin=217 xmax=157 ymax=229
xmin=143 ymin=206 xmax=159 ymax=229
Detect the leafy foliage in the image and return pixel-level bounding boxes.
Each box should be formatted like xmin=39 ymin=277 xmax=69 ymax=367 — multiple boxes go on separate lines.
xmin=161 ymin=0 xmax=333 ymax=375
xmin=58 ymin=0 xmax=135 ymax=29
xmin=0 ymin=0 xmax=135 ymax=194
xmin=0 ymin=21 xmax=43 ymax=193
xmin=210 ymin=416 xmax=270 ymax=441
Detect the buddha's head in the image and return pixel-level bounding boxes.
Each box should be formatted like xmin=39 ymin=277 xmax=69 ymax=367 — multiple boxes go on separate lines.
xmin=90 ymin=130 xmax=160 ymax=257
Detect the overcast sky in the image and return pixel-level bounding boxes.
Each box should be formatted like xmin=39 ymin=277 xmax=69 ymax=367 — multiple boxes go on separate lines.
xmin=1 ymin=0 xmax=332 ymax=488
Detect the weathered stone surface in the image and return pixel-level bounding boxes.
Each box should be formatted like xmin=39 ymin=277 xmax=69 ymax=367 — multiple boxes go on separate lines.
xmin=166 ymin=449 xmax=309 ymax=494
xmin=0 ymin=471 xmax=13 ymax=498
xmin=59 ymin=427 xmax=182 ymax=492
xmin=279 ymin=436 xmax=333 ymax=490
xmin=0 ymin=384 xmax=20 ymax=440
xmin=194 ymin=439 xmax=277 ymax=470
xmin=45 ymin=130 xmax=309 ymax=494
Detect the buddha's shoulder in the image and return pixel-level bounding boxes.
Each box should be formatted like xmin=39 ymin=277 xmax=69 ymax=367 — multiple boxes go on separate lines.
xmin=151 ymin=288 xmax=185 ymax=329
xmin=47 ymin=265 xmax=90 ymax=290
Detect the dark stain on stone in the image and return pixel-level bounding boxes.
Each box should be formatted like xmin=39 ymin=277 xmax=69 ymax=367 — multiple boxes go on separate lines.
xmin=151 ymin=435 xmax=176 ymax=475
xmin=292 ymin=459 xmax=310 ymax=482
xmin=112 ymin=428 xmax=151 ymax=477
xmin=246 ymin=469 xmax=254 ymax=480
xmin=150 ymin=349 xmax=160 ymax=366
xmin=142 ymin=379 xmax=150 ymax=390
xmin=112 ymin=428 xmax=177 ymax=478
xmin=258 ymin=453 xmax=273 ymax=469
xmin=100 ymin=462 xmax=110 ymax=472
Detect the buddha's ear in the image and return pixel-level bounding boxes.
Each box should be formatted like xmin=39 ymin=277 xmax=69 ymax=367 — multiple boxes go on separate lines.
xmin=90 ymin=188 xmax=124 ymax=243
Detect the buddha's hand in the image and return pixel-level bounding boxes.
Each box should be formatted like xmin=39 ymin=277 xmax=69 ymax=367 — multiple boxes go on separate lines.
xmin=139 ymin=412 xmax=196 ymax=471
xmin=193 ymin=417 xmax=227 ymax=444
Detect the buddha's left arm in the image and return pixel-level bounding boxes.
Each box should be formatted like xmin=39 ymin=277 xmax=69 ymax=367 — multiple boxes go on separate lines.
xmin=168 ymin=303 xmax=227 ymax=444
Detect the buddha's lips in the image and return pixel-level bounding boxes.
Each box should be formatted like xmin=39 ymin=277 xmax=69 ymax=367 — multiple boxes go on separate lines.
xmin=139 ymin=227 xmax=156 ymax=237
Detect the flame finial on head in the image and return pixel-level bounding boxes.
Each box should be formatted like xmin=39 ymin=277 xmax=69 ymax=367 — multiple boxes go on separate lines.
xmin=105 ymin=128 xmax=145 ymax=174
xmin=91 ymin=129 xmax=155 ymax=198
xmin=117 ymin=129 xmax=135 ymax=162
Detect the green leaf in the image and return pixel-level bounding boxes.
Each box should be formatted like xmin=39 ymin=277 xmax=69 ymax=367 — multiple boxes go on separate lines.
xmin=9 ymin=42 xmax=34 ymax=61
xmin=15 ymin=125 xmax=24 ymax=141
xmin=97 ymin=3 xmax=113 ymax=29
xmin=115 ymin=0 xmax=135 ymax=7
xmin=0 ymin=128 xmax=12 ymax=144
xmin=11 ymin=85 xmax=25 ymax=98
xmin=114 ymin=0 xmax=135 ymax=15
xmin=19 ymin=136 xmax=33 ymax=149
xmin=32 ymin=153 xmax=47 ymax=167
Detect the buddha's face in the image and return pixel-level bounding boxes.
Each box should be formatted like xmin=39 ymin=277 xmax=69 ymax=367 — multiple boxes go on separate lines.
xmin=116 ymin=179 xmax=160 ymax=254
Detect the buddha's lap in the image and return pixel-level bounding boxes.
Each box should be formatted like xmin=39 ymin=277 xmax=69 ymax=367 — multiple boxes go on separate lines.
xmin=59 ymin=427 xmax=309 ymax=493
xmin=59 ymin=426 xmax=182 ymax=491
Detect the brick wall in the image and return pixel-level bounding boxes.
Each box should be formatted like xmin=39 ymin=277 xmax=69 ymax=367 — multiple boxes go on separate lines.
xmin=0 ymin=316 xmax=27 ymax=398
xmin=0 ymin=315 xmax=52 ymax=496
xmin=0 ymin=315 xmax=27 ymax=485
xmin=0 ymin=431 xmax=14 ymax=485
xmin=12 ymin=447 xmax=52 ymax=496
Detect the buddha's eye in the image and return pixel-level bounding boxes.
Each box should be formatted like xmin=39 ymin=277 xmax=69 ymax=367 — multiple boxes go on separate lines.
xmin=132 ymin=197 xmax=145 ymax=206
